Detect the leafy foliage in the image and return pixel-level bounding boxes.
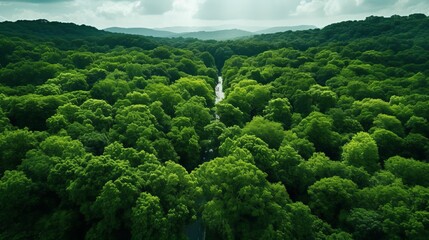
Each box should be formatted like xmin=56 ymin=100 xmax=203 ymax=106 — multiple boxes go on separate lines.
xmin=1 ymin=14 xmax=429 ymax=239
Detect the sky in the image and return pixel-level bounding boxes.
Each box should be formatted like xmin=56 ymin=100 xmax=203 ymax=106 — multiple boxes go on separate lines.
xmin=0 ymin=0 xmax=428 ymax=31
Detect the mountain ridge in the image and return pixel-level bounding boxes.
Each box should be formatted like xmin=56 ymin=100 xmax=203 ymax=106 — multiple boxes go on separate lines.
xmin=104 ymin=25 xmax=317 ymax=40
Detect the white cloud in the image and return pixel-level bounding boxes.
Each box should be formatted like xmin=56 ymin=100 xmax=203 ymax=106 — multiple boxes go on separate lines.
xmin=195 ymin=0 xmax=300 ymax=20
xmin=295 ymin=0 xmax=325 ymax=15
xmin=96 ymin=1 xmax=141 ymax=18
xmin=0 ymin=0 xmax=428 ymax=29
xmin=140 ymin=0 xmax=174 ymax=15
xmin=0 ymin=0 xmax=71 ymax=3
xmin=294 ymin=0 xmax=406 ymax=17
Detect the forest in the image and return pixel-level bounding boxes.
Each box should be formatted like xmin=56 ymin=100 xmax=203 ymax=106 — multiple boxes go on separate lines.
xmin=1 ymin=14 xmax=429 ymax=239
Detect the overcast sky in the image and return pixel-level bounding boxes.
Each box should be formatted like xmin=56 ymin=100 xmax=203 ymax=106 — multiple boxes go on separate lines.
xmin=0 ymin=0 xmax=428 ymax=30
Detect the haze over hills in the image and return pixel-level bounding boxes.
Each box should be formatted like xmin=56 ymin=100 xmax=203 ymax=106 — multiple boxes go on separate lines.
xmin=104 ymin=27 xmax=177 ymax=38
xmin=104 ymin=25 xmax=317 ymax=41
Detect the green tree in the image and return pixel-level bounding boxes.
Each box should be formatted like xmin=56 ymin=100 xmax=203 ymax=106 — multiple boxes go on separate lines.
xmin=274 ymin=145 xmax=305 ymax=197
xmin=263 ymin=97 xmax=292 ymax=128
xmin=110 ymin=104 xmax=158 ymax=149
xmin=293 ymin=112 xmax=342 ymax=159
xmin=172 ymin=77 xmax=215 ymax=108
xmin=385 ymin=156 xmax=429 ymax=187
xmin=346 ymin=208 xmax=383 ymax=239
xmin=91 ymin=79 xmax=130 ymax=104
xmin=70 ymin=52 xmax=93 ymax=69
xmin=282 ymin=131 xmax=315 ymax=160
xmin=403 ymin=133 xmax=429 ymax=160
xmin=193 ymin=156 xmax=296 ymax=239
xmin=299 ymin=152 xmax=370 ymax=192
xmin=46 ymin=72 xmax=88 ymax=92
xmin=0 ymin=108 xmax=11 ymax=132
xmin=371 ymin=114 xmax=405 ymax=137
xmin=242 ymin=116 xmax=285 ymax=149
xmin=0 ymin=170 xmax=37 ymax=239
xmin=0 ymin=129 xmax=45 ymax=173
xmin=342 ymin=132 xmax=380 ymax=173
xmin=219 ymin=134 xmax=276 ymax=178
xmin=224 ymin=80 xmax=271 ymax=117
xmin=371 ymin=128 xmax=403 ymax=162
xmin=167 ymin=117 xmax=201 ymax=170
xmin=20 ymin=135 xmax=86 ymax=182
xmin=175 ymin=96 xmax=213 ymax=136
xmin=131 ymin=192 xmax=167 ymax=240
xmin=308 ymin=85 xmax=338 ymax=113
xmin=352 ymin=98 xmax=393 ymax=130
xmin=308 ymin=176 xmax=358 ymax=225
xmin=199 ymin=51 xmax=216 ymax=68
xmin=178 ymin=58 xmax=198 ymax=75
xmin=201 ymin=120 xmax=226 ymax=160
xmin=6 ymin=94 xmax=67 ymax=130
xmin=151 ymin=46 xmax=171 ymax=59
xmin=143 ymin=161 xmax=200 ymax=238
xmin=215 ymin=102 xmax=246 ymax=127
xmin=144 ymin=83 xmax=184 ymax=116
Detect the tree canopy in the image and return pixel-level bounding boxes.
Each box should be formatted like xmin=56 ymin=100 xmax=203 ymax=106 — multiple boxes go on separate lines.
xmin=1 ymin=14 xmax=429 ymax=239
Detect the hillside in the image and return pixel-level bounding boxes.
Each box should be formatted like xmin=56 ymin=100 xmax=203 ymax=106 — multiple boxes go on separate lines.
xmin=0 ymin=14 xmax=429 ymax=240
xmin=178 ymin=29 xmax=253 ymax=40
xmin=104 ymin=27 xmax=177 ymax=38
xmin=104 ymin=25 xmax=316 ymax=40
xmin=0 ymin=19 xmax=107 ymax=39
xmin=255 ymin=25 xmax=317 ymax=34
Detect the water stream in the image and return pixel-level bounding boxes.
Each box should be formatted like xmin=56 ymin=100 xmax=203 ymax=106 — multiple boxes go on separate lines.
xmin=185 ymin=76 xmax=225 ymax=240
xmin=215 ymin=76 xmax=225 ymax=104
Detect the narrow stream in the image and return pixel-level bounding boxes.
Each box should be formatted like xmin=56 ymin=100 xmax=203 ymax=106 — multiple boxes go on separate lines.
xmin=215 ymin=76 xmax=225 ymax=104
xmin=185 ymin=76 xmax=225 ymax=240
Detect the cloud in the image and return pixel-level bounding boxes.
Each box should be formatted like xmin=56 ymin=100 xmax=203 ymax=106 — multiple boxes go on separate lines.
xmin=140 ymin=0 xmax=174 ymax=15
xmin=0 ymin=0 xmax=72 ymax=3
xmin=395 ymin=0 xmax=429 ymax=10
xmin=295 ymin=0 xmax=401 ymax=16
xmin=96 ymin=1 xmax=141 ymax=18
xmin=0 ymin=0 xmax=428 ymax=29
xmin=94 ymin=0 xmax=174 ymax=19
xmin=195 ymin=0 xmax=300 ymax=20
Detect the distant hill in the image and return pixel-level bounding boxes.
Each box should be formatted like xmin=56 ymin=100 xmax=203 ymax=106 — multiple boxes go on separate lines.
xmin=104 ymin=27 xmax=254 ymax=41
xmin=0 ymin=19 xmax=158 ymax=50
xmin=104 ymin=25 xmax=317 ymax=40
xmin=256 ymin=25 xmax=317 ymax=34
xmin=178 ymin=29 xmax=254 ymax=41
xmin=155 ymin=26 xmax=223 ymax=33
xmin=104 ymin=27 xmax=176 ymax=38
xmin=0 ymin=19 xmax=107 ymax=39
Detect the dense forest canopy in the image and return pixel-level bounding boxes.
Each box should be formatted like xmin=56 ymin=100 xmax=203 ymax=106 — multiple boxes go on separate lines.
xmin=1 ymin=14 xmax=429 ymax=239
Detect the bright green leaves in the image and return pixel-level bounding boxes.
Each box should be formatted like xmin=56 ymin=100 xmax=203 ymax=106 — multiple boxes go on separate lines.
xmin=172 ymin=77 xmax=215 ymax=108
xmin=193 ymin=156 xmax=293 ymax=239
xmin=215 ymin=102 xmax=245 ymax=127
xmin=131 ymin=193 xmax=167 ymax=240
xmin=4 ymin=94 xmax=67 ymax=130
xmin=242 ymin=116 xmax=285 ymax=149
xmin=167 ymin=117 xmax=201 ymax=170
xmin=293 ymin=112 xmax=342 ymax=159
xmin=0 ymin=170 xmax=37 ymax=238
xmin=263 ymin=97 xmax=292 ymax=128
xmin=2 ymin=15 xmax=429 ymax=240
xmin=385 ymin=156 xmax=429 ymax=187
xmin=223 ymin=79 xmax=272 ymax=119
xmin=342 ymin=132 xmax=380 ymax=173
xmin=308 ymin=176 xmax=358 ymax=225
xmin=0 ymin=128 xmax=45 ymax=173
xmin=46 ymin=72 xmax=88 ymax=92
xmin=175 ymin=96 xmax=213 ymax=136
